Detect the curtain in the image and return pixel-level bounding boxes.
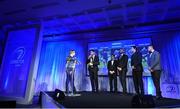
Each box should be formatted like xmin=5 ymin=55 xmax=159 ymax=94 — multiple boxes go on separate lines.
xmin=152 ymin=32 xmax=180 ymax=99
xmin=34 ymin=41 xmax=87 ymax=95
xmin=152 ymin=32 xmax=180 ymax=83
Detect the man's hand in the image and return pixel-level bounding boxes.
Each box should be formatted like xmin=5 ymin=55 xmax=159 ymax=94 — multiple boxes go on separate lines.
xmin=110 ymin=71 xmax=115 ymax=74
xmin=117 ymin=67 xmax=122 ymax=71
xmin=132 ymin=66 xmax=135 ymax=69
xmin=148 ymin=67 xmax=153 ymax=72
xmin=110 ymin=71 xmax=112 ymax=74
xmin=148 ymin=67 xmax=151 ymax=71
xmin=88 ymin=62 xmax=93 ymax=66
xmin=76 ymin=60 xmax=81 ymax=65
xmin=66 ymin=60 xmax=70 ymax=63
xmin=69 ymin=71 xmax=73 ymax=75
xmin=88 ymin=55 xmax=92 ymax=59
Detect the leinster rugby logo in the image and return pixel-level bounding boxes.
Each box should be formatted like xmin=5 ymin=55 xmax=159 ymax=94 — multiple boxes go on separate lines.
xmin=10 ymin=47 xmax=26 ymax=66
xmin=166 ymin=85 xmax=176 ymax=94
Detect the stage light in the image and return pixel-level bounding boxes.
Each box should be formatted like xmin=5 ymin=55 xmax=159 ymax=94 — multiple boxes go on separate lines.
xmin=131 ymin=94 xmax=155 ymax=108
xmin=54 ymin=89 xmax=65 ymax=101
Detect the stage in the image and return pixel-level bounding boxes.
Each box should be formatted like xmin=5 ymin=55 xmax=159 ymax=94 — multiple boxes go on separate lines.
xmin=43 ymin=92 xmax=180 ymax=108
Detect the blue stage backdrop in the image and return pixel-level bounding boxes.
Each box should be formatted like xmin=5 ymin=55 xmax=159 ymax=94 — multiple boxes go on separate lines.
xmin=35 ymin=32 xmax=180 ymax=99
xmin=152 ymin=32 xmax=180 ymax=99
xmin=34 ymin=40 xmax=88 ymax=95
xmin=34 ymin=38 xmax=154 ymax=95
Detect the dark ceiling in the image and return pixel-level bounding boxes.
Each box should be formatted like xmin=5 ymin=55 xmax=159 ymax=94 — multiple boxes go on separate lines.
xmin=0 ymin=0 xmax=180 ymax=35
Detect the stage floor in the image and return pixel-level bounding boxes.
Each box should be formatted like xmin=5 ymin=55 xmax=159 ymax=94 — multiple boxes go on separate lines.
xmin=50 ymin=92 xmax=180 ymax=108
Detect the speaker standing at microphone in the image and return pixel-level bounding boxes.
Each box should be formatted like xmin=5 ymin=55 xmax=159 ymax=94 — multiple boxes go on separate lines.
xmin=87 ymin=50 xmax=100 ymax=92
xmin=65 ymin=50 xmax=79 ymax=96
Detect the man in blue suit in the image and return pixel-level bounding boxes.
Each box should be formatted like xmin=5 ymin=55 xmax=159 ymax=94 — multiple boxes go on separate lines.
xmin=148 ymin=45 xmax=162 ymax=99
xmin=66 ymin=50 xmax=77 ymax=95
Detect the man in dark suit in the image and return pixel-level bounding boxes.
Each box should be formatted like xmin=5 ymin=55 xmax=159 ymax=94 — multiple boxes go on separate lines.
xmin=131 ymin=46 xmax=144 ymax=95
xmin=107 ymin=54 xmax=117 ymax=92
xmin=117 ymin=48 xmax=128 ymax=94
xmin=148 ymin=45 xmax=162 ymax=99
xmin=87 ymin=50 xmax=100 ymax=92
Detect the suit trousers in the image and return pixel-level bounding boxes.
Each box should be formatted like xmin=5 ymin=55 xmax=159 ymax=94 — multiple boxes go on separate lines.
xmin=132 ymin=70 xmax=144 ymax=95
xmin=151 ymin=70 xmax=162 ymax=97
xmin=119 ymin=69 xmax=127 ymax=93
xmin=89 ymin=69 xmax=99 ymax=92
xmin=66 ymin=68 xmax=76 ymax=94
xmin=109 ymin=73 xmax=117 ymax=92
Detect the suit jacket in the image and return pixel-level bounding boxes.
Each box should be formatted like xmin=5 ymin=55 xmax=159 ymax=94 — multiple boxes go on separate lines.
xmin=87 ymin=55 xmax=100 ymax=72
xmin=148 ymin=51 xmax=162 ymax=71
xmin=117 ymin=54 xmax=128 ymax=71
xmin=107 ymin=60 xmax=118 ymax=74
xmin=131 ymin=51 xmax=143 ymax=72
